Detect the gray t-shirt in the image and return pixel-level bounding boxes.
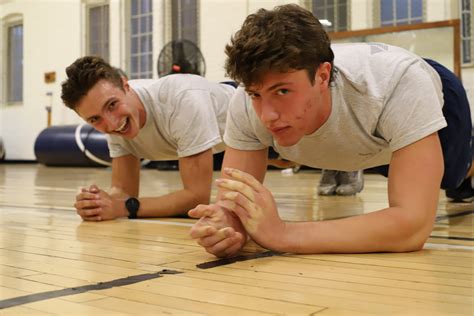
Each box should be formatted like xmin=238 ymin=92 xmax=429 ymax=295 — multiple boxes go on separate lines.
xmin=108 ymin=74 xmax=235 ymax=160
xmin=224 ymin=43 xmax=447 ymax=171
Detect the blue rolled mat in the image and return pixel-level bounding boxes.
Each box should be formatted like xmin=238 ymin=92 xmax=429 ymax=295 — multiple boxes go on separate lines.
xmin=34 ymin=124 xmax=111 ymax=167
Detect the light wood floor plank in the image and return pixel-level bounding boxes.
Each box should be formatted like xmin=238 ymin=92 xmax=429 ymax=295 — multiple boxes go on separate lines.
xmin=0 ymin=164 xmax=472 ymax=315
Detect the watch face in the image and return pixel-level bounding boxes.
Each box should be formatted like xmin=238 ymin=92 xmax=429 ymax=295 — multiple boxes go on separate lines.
xmin=126 ymin=198 xmax=139 ymax=211
xmin=126 ymin=197 xmax=140 ymax=218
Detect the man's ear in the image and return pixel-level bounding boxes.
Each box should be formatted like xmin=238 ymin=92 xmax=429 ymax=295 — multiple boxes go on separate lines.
xmin=121 ymin=76 xmax=130 ymax=92
xmin=315 ymin=62 xmax=331 ymax=87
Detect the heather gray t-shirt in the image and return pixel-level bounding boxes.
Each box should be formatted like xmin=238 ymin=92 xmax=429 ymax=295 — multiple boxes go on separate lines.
xmin=224 ymin=43 xmax=447 ymax=171
xmin=108 ymin=74 xmax=235 ymax=160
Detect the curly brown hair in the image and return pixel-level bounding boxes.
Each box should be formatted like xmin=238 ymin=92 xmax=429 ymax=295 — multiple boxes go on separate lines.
xmin=225 ymin=4 xmax=334 ymax=87
xmin=61 ymin=56 xmax=124 ymax=110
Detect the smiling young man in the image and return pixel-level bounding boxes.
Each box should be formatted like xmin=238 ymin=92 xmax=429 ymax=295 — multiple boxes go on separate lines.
xmin=61 ymin=56 xmax=235 ymax=221
xmin=188 ymin=4 xmax=473 ymax=257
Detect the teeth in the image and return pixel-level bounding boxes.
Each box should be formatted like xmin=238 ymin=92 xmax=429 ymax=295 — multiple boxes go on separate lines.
xmin=114 ymin=118 xmax=127 ymax=132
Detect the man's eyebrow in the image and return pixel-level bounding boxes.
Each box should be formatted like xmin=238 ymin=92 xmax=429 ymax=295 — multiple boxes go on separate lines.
xmin=246 ymin=82 xmax=291 ymax=94
xmin=266 ymin=82 xmax=291 ymax=92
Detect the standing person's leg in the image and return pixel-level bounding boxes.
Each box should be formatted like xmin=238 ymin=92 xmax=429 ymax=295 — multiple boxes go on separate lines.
xmin=318 ymin=169 xmax=338 ymax=195
xmin=336 ymin=170 xmax=364 ymax=195
xmin=317 ymin=169 xmax=364 ymax=196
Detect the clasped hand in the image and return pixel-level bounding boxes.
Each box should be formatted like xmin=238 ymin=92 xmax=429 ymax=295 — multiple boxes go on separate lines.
xmin=189 ymin=168 xmax=286 ymax=256
xmin=74 ymin=184 xmax=123 ymax=221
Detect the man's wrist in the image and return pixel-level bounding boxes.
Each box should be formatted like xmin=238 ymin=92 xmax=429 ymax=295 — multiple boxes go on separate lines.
xmin=273 ymin=221 xmax=292 ymax=253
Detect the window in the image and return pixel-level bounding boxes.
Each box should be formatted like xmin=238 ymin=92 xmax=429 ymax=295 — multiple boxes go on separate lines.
xmin=5 ymin=20 xmax=23 ymax=103
xmin=171 ymin=0 xmax=198 ymax=43
xmin=87 ymin=3 xmax=109 ymax=61
xmin=461 ymin=0 xmax=472 ymax=65
xmin=312 ymin=0 xmax=348 ymax=32
xmin=380 ymin=0 xmax=423 ymax=26
xmin=129 ymin=0 xmax=153 ymax=79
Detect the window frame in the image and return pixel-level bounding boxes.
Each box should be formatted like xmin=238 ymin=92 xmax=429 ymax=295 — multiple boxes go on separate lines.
xmin=2 ymin=13 xmax=23 ymax=106
xmin=85 ymin=0 xmax=110 ymax=61
xmin=461 ymin=0 xmax=473 ymax=66
xmin=126 ymin=0 xmax=154 ymax=79
xmin=309 ymin=0 xmax=350 ymax=32
xmin=375 ymin=0 xmax=425 ymax=27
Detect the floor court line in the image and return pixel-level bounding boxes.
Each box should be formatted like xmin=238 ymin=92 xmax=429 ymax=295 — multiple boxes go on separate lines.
xmin=0 ymin=269 xmax=182 ymax=310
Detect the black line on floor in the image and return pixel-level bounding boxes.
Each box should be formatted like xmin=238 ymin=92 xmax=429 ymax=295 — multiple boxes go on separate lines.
xmin=435 ymin=210 xmax=474 ymax=222
xmin=0 ymin=269 xmax=182 ymax=309
xmin=196 ymin=251 xmax=282 ymax=269
xmin=429 ymin=235 xmax=474 ymax=241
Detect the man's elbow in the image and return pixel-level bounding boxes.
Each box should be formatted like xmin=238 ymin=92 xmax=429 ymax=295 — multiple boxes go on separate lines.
xmin=391 ymin=207 xmax=436 ymax=252
xmin=399 ymin=233 xmax=429 ymax=252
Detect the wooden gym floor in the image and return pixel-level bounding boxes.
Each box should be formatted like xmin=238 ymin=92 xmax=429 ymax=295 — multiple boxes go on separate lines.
xmin=0 ymin=163 xmax=472 ymax=315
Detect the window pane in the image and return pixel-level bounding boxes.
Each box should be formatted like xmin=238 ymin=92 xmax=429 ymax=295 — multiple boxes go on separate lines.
xmin=411 ymin=0 xmax=422 ymax=19
xmin=131 ymin=0 xmax=138 ymax=15
xmin=88 ymin=5 xmax=109 ymax=60
xmin=462 ymin=0 xmax=471 ymax=11
xmin=381 ymin=0 xmax=393 ymax=22
xmin=140 ymin=16 xmax=149 ymax=33
xmin=129 ymin=0 xmax=153 ymax=78
xmin=337 ymin=3 xmax=347 ymax=30
xmin=140 ymin=54 xmax=148 ymax=72
xmin=462 ymin=39 xmax=471 ymax=63
xmin=172 ymin=0 xmax=198 ymax=43
xmin=131 ymin=37 xmax=138 ymax=54
xmin=141 ymin=0 xmax=151 ymax=14
xmin=314 ymin=0 xmax=325 ymax=7
xmin=396 ymin=0 xmax=408 ymax=21
xmin=462 ymin=12 xmax=471 ymax=37
xmin=131 ymin=17 xmax=138 ymax=34
xmin=8 ymin=24 xmax=23 ymax=103
xmin=314 ymin=8 xmax=325 ymax=19
xmin=326 ymin=6 xmax=334 ymax=31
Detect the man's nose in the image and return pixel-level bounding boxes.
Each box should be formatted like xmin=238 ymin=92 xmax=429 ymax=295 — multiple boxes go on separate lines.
xmin=260 ymin=99 xmax=279 ymax=123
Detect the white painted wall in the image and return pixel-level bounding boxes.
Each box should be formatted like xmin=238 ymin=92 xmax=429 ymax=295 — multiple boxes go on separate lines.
xmin=0 ymin=0 xmax=472 ymax=160
xmin=425 ymin=0 xmax=458 ymax=22
xmin=350 ymin=0 xmax=373 ymax=30
xmin=199 ymin=0 xmax=248 ymax=82
xmin=200 ymin=0 xmax=299 ymax=81
xmin=0 ymin=0 xmax=83 ymax=160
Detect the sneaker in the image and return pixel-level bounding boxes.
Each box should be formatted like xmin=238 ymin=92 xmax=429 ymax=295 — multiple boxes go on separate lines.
xmin=445 ymin=177 xmax=473 ymax=202
xmin=318 ymin=169 xmax=338 ymax=195
xmin=336 ymin=170 xmax=364 ymax=196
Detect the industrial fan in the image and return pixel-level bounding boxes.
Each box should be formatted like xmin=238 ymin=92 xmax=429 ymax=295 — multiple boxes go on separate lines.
xmin=157 ymin=39 xmax=206 ymax=77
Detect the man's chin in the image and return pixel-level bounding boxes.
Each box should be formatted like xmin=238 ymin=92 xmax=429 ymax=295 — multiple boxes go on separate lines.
xmin=273 ymin=136 xmax=300 ymax=147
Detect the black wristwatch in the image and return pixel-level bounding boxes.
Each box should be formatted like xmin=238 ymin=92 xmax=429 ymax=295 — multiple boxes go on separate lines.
xmin=125 ymin=197 xmax=140 ymax=219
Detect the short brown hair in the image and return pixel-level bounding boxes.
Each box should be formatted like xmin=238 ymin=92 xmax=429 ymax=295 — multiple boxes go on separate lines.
xmin=61 ymin=56 xmax=123 ymax=110
xmin=225 ymin=4 xmax=334 ymax=87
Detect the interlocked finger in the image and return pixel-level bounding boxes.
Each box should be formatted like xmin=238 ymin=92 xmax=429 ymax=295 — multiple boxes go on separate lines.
xmin=217 ymin=178 xmax=255 ymax=202
xmin=188 ymin=204 xmax=218 ymax=219
xmin=197 ymin=227 xmax=234 ymax=248
xmin=222 ymin=191 xmax=256 ymax=218
xmin=76 ymin=192 xmax=98 ymax=201
xmin=224 ymin=168 xmax=263 ymax=193
xmin=189 ymin=224 xmax=217 ymax=239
